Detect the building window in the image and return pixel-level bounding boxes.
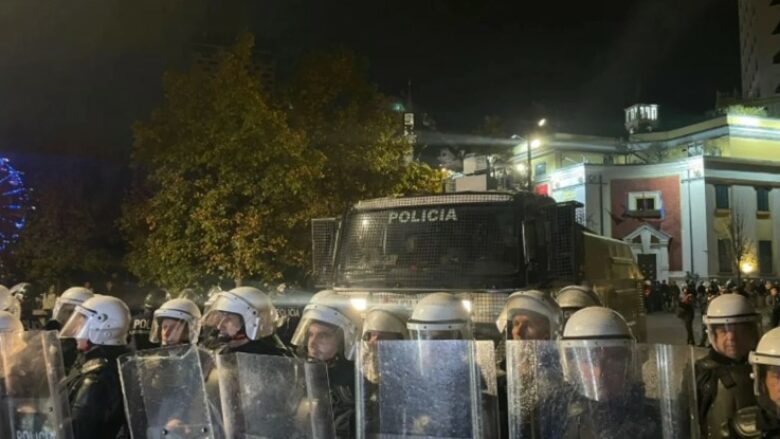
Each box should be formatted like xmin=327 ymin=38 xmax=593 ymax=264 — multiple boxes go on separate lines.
xmin=718 ymin=239 xmax=733 ymax=273
xmin=757 ymin=187 xmax=771 ymax=212
xmin=627 ymin=191 xmax=662 ymax=218
xmin=636 ymin=197 xmax=656 ymax=211
xmin=773 ymin=0 xmax=780 ymax=6
xmin=774 ymin=50 xmax=780 ymax=64
xmin=760 ymin=240 xmax=774 ymax=274
xmin=535 ymin=162 xmax=547 ymax=177
xmin=774 ymin=20 xmax=780 ymax=35
xmin=715 ymin=185 xmax=729 ymax=209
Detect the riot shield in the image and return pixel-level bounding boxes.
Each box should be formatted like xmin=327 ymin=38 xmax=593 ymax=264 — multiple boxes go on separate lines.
xmin=216 ymin=353 xmax=335 ymax=439
xmin=119 ymin=345 xmax=218 ymax=439
xmin=355 ymin=340 xmax=493 ymax=439
xmin=0 ymin=330 xmax=73 ymax=439
xmin=506 ymin=341 xmax=698 ymax=439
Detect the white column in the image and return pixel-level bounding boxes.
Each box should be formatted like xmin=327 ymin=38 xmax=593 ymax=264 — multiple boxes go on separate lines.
xmin=771 ymin=188 xmax=780 ymax=276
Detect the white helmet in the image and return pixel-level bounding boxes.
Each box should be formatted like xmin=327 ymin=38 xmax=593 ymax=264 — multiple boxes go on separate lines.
xmin=0 ymin=310 xmax=23 ymax=333
xmin=703 ymin=294 xmax=761 ymax=349
xmin=150 ymin=298 xmax=202 ymax=346
xmin=362 ymin=304 xmax=410 ymax=340
xmin=407 ymin=292 xmax=472 ymax=340
xmin=750 ymin=327 xmax=780 ymax=414
xmin=0 ymin=285 xmax=20 ymax=317
xmin=60 ymin=295 xmax=131 ymax=346
xmin=202 ymin=287 xmax=279 ymax=341
xmin=496 ymin=291 xmax=561 ymax=340
xmin=562 ymin=307 xmax=634 ymax=342
xmin=52 ymin=287 xmax=94 ymax=324
xmin=560 ymin=307 xmax=636 ymax=402
xmin=290 ymin=291 xmax=362 ymax=361
xmin=557 ymin=285 xmax=601 ymax=310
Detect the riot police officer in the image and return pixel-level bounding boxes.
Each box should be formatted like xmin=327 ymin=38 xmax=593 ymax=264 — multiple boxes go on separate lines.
xmin=291 ymin=290 xmax=362 ymax=438
xmin=727 ymin=327 xmax=780 ymax=437
xmin=10 ymin=282 xmax=40 ymax=329
xmin=696 ymin=293 xmax=761 ymax=438
xmin=556 ymin=285 xmax=602 ymax=328
xmin=556 ymin=306 xmax=661 ymax=438
xmin=128 ymin=288 xmax=169 ymax=352
xmin=201 ymin=286 xmax=290 ymax=356
xmin=497 ymin=290 xmax=562 ymax=341
xmin=60 ymin=295 xmax=131 ymax=438
xmin=150 ymin=297 xmax=202 ymax=347
xmin=497 ymin=290 xmax=562 ymax=438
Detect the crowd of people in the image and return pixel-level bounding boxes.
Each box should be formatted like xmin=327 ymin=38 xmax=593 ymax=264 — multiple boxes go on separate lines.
xmin=0 ymin=281 xmax=778 ymax=438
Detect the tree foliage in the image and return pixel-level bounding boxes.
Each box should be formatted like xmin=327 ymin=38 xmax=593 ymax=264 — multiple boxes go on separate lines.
xmin=122 ymin=36 xmax=442 ymax=288
xmin=1 ymin=169 xmax=113 ymax=286
xmin=717 ymin=105 xmax=768 ymax=117
xmin=283 ymin=48 xmax=442 ymax=214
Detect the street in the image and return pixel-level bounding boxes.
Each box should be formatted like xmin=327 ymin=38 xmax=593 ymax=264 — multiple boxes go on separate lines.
xmin=647 ymin=306 xmax=773 ymax=346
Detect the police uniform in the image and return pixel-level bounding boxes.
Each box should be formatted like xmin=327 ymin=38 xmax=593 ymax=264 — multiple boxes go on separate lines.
xmin=128 ymin=308 xmax=159 ymax=352
xmin=327 ymin=357 xmax=356 ymax=439
xmin=65 ymin=345 xmax=130 ymax=439
xmin=696 ymin=349 xmax=757 ymax=438
xmin=728 ymin=406 xmax=780 ymax=438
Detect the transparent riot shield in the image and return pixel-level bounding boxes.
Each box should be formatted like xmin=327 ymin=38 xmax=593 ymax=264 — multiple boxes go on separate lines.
xmin=216 ymin=353 xmax=335 ymax=439
xmin=506 ymin=341 xmax=699 ymax=439
xmin=355 ymin=340 xmax=493 ymax=439
xmin=0 ymin=330 xmax=73 ymax=439
xmin=119 ymin=345 xmax=218 ymax=439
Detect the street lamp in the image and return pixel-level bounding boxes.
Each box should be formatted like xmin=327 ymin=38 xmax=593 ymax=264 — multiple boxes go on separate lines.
xmin=511 ymin=118 xmax=547 ymax=191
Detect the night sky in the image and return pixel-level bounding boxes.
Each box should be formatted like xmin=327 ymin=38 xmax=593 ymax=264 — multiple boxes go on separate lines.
xmin=0 ymin=0 xmax=740 ymax=158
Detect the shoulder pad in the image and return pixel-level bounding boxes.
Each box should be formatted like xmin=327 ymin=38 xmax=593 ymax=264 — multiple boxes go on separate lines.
xmin=81 ymin=357 xmax=108 ymax=374
xmin=731 ymin=406 xmax=761 ymax=438
xmin=696 ymin=356 xmax=721 ymax=371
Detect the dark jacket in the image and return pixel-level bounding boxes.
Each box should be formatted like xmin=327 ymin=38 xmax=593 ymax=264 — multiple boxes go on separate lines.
xmin=696 ymin=349 xmax=756 ymax=439
xmin=128 ymin=309 xmax=159 ymax=352
xmin=65 ymin=344 xmax=130 ymax=439
xmin=219 ymin=335 xmax=293 ymax=357
xmin=729 ymin=405 xmax=780 ymax=438
xmin=327 ymin=357 xmax=356 ymax=439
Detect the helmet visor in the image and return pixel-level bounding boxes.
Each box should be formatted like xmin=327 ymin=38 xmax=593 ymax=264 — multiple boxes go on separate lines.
xmin=150 ymin=316 xmax=190 ymax=346
xmin=708 ymin=322 xmax=760 ymax=360
xmin=561 ymin=343 xmax=635 ymax=402
xmin=59 ymin=311 xmax=90 ymax=340
xmin=202 ymin=310 xmax=245 ymax=339
xmin=54 ymin=302 xmax=77 ymax=324
xmin=409 ymin=329 xmax=463 ymax=341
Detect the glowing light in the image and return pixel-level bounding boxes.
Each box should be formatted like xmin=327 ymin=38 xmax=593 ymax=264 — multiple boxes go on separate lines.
xmin=361 ymin=218 xmax=370 ymax=227
xmin=537 ymin=118 xmax=547 ymax=127
xmin=740 ymin=261 xmax=754 ymax=275
xmin=461 ymin=299 xmax=472 ymax=313
xmin=350 ymin=297 xmax=368 ymax=311
xmin=514 ymin=163 xmax=528 ymax=173
xmin=530 ymin=139 xmax=542 ymax=149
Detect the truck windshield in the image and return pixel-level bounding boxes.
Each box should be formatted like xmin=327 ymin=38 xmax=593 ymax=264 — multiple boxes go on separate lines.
xmin=336 ymin=204 xmax=521 ymax=289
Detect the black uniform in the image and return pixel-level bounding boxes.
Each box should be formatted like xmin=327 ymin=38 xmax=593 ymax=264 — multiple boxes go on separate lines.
xmin=728 ymin=405 xmax=780 ymax=438
xmin=65 ymin=344 xmax=130 ymax=439
xmin=695 ymin=349 xmax=756 ymax=439
xmin=557 ymin=386 xmax=661 ymax=439
xmin=218 ymin=335 xmax=293 ymax=357
xmin=327 ymin=357 xmax=356 ymax=439
xmin=128 ymin=308 xmax=159 ymax=352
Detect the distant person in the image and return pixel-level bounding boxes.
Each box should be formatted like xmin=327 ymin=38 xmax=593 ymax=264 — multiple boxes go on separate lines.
xmin=678 ymin=285 xmax=695 ymax=345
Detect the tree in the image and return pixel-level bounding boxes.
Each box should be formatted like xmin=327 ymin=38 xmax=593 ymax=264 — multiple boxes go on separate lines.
xmin=283 ymin=48 xmax=443 ymax=215
xmin=1 ymin=169 xmax=113 ymax=287
xmin=728 ymin=209 xmax=754 ymax=285
xmin=121 ymin=34 xmax=320 ymax=289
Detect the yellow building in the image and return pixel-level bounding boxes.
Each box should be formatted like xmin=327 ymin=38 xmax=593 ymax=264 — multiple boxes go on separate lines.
xmin=508 ymin=114 xmax=780 ymax=282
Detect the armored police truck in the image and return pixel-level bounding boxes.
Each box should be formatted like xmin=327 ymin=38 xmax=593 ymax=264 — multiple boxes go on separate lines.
xmin=311 ymin=192 xmax=646 ymax=340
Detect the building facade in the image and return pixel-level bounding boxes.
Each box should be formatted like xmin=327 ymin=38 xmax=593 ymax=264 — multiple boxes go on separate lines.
xmin=522 ymin=114 xmax=780 ymax=283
